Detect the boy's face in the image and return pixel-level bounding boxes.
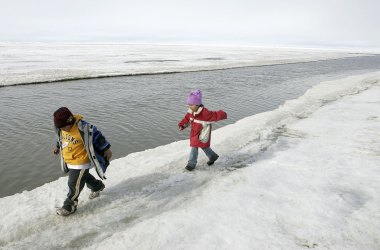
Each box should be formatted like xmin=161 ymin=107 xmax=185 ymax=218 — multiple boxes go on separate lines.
xmin=188 ymin=104 xmax=199 ymax=113
xmin=61 ymin=124 xmax=73 ymax=132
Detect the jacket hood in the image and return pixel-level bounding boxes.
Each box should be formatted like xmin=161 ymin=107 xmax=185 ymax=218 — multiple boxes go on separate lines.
xmin=74 ymin=114 xmax=84 ymax=124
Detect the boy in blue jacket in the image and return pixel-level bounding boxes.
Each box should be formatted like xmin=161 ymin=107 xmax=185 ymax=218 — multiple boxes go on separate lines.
xmin=53 ymin=107 xmax=112 ymax=216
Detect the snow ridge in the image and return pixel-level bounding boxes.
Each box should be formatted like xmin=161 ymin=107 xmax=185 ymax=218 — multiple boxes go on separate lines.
xmin=0 ymin=43 xmax=365 ymax=87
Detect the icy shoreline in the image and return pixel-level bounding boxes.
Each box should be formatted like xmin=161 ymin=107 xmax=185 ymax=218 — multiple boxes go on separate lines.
xmin=0 ymin=71 xmax=379 ymax=249
xmin=0 ymin=43 xmax=372 ymax=87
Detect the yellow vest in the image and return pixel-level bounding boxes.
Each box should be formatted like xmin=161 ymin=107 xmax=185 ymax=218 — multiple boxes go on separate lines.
xmin=61 ymin=120 xmax=90 ymax=165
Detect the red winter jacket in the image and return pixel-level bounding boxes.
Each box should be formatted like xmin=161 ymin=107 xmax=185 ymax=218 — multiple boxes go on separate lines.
xmin=178 ymin=105 xmax=227 ymax=148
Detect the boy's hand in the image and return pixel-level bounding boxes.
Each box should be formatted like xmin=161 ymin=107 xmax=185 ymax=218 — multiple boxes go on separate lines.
xmin=104 ymin=149 xmax=112 ymax=161
xmin=53 ymin=147 xmax=60 ymax=155
xmin=179 ymin=125 xmax=184 ymax=131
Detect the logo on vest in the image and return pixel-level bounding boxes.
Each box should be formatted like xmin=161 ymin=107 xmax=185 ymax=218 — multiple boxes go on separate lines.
xmin=62 ymin=134 xmax=79 ymax=145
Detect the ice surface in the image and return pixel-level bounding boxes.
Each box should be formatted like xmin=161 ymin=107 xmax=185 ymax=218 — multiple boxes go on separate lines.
xmin=0 ymin=71 xmax=379 ymax=249
xmin=0 ymin=43 xmax=368 ymax=86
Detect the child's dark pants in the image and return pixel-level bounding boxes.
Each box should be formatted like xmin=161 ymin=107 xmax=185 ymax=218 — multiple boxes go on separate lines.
xmin=63 ymin=169 xmax=104 ymax=211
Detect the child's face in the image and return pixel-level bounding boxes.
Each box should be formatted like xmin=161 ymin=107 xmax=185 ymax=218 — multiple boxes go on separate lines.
xmin=61 ymin=124 xmax=73 ymax=132
xmin=188 ymin=104 xmax=199 ymax=112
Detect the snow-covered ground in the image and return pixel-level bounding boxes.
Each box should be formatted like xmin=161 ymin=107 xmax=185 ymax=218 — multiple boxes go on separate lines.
xmin=0 ymin=71 xmax=379 ymax=249
xmin=0 ymin=43 xmax=369 ymax=86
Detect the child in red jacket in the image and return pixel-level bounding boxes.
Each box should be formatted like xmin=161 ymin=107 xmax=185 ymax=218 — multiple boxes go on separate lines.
xmin=178 ymin=89 xmax=227 ymax=171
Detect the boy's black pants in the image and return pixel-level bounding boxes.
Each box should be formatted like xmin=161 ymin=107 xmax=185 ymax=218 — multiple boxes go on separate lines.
xmin=63 ymin=169 xmax=103 ymax=211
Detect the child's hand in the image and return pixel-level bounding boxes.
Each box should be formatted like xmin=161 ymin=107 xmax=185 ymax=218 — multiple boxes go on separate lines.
xmin=104 ymin=149 xmax=112 ymax=161
xmin=179 ymin=123 xmax=190 ymax=131
xmin=53 ymin=147 xmax=60 ymax=155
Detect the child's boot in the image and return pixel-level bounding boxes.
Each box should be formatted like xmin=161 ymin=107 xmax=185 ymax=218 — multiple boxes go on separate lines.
xmin=185 ymin=165 xmax=196 ymax=171
xmin=207 ymin=154 xmax=219 ymax=166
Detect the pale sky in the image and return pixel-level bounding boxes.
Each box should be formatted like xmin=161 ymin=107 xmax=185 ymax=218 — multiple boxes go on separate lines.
xmin=0 ymin=0 xmax=379 ymax=48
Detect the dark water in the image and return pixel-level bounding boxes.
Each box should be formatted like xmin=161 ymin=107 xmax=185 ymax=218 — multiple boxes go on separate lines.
xmin=1 ymin=55 xmax=380 ymax=198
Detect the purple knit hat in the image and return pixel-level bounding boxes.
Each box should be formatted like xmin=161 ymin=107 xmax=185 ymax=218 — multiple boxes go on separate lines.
xmin=187 ymin=89 xmax=202 ymax=105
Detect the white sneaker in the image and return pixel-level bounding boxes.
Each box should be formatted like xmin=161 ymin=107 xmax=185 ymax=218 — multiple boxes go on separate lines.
xmin=89 ymin=191 xmax=100 ymax=199
xmin=56 ymin=206 xmax=76 ymax=216
xmin=89 ymin=183 xmax=105 ymax=199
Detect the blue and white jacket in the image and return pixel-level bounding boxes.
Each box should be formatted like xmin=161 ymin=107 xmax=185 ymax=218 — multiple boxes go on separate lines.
xmin=55 ymin=115 xmax=111 ymax=179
